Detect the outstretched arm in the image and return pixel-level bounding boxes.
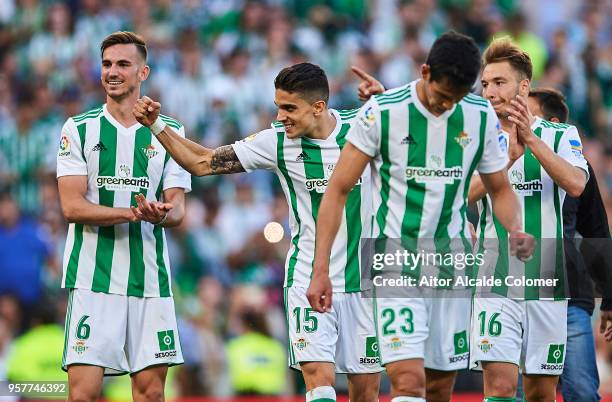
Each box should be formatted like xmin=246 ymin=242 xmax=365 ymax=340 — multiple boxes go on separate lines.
xmin=133 ymin=96 xmax=244 ymax=176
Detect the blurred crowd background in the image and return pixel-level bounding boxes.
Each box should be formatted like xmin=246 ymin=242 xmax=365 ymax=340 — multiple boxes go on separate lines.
xmin=0 ymin=0 xmax=611 ymax=398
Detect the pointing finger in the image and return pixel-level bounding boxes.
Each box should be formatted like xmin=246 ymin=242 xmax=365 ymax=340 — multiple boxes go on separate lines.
xmin=351 ymin=65 xmax=374 ymax=83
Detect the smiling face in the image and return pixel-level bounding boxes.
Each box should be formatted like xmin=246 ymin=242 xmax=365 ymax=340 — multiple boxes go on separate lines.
xmin=101 ymin=43 xmax=149 ymax=102
xmin=481 ymin=61 xmax=529 ymax=119
xmin=274 ymin=89 xmax=323 ymax=139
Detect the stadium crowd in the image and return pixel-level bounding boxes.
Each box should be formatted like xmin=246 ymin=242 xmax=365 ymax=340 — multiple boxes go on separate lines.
xmin=0 ymin=0 xmax=610 ymax=397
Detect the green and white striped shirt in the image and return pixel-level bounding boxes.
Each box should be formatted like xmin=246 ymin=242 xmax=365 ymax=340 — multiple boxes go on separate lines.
xmin=476 ymin=118 xmax=588 ymax=299
xmin=232 ymin=109 xmax=372 ymax=292
xmin=57 ymin=104 xmax=191 ymax=297
xmin=347 ymin=80 xmax=507 ymax=280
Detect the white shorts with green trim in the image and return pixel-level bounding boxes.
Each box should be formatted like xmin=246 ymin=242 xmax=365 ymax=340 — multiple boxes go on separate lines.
xmin=284 ymin=287 xmax=383 ymax=374
xmin=469 ymin=297 xmax=567 ymax=375
xmin=373 ymin=296 xmax=471 ymax=371
xmin=62 ymin=288 xmax=184 ymax=375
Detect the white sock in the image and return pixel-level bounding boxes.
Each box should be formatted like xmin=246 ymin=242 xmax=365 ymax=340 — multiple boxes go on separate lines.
xmin=306 ymin=386 xmax=336 ymax=402
xmin=391 ymin=397 xmax=426 ymax=402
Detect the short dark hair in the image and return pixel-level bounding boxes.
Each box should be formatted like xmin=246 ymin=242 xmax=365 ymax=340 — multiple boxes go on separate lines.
xmin=426 ymin=31 xmax=481 ymax=90
xmin=100 ymin=31 xmax=147 ymax=61
xmin=274 ymin=62 xmax=329 ymax=103
xmin=483 ymin=38 xmax=532 ymax=81
xmin=528 ymin=87 xmax=569 ymax=123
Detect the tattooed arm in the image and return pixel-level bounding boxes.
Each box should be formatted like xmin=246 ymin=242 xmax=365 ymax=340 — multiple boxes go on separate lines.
xmin=133 ymin=96 xmax=245 ymax=176
xmin=153 ymin=128 xmax=245 ymax=176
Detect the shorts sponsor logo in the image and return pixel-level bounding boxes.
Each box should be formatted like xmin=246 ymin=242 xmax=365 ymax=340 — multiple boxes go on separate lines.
xmin=449 ymin=330 xmax=469 ymax=363
xmin=540 ymin=362 xmax=563 ymax=371
xmin=155 ymin=330 xmax=176 ymax=359
xmin=478 ymin=338 xmax=493 ymax=353
xmin=155 ymin=350 xmax=177 ymax=358
xmin=385 ymin=336 xmax=404 ymax=351
xmin=157 ymin=330 xmax=175 ymax=351
xmin=453 ymin=331 xmax=468 ymax=354
xmin=58 ymin=135 xmax=72 ymax=159
xmin=294 ymin=338 xmax=308 ymax=350
xmin=72 ymin=340 xmax=88 ymax=355
xmin=547 ymin=343 xmax=565 ymax=364
xmin=360 ymin=336 xmax=380 ymax=364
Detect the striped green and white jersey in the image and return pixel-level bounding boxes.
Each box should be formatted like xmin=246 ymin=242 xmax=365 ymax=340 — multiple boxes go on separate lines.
xmin=57 ymin=105 xmax=191 ymax=297
xmin=476 ymin=117 xmax=588 ymax=300
xmin=232 ymin=109 xmax=372 ymax=292
xmin=348 ymin=80 xmax=507 ymax=244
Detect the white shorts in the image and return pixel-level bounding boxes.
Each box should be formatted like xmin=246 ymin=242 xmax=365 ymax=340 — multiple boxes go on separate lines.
xmin=469 ymin=297 xmax=567 ymax=375
xmin=373 ymin=296 xmax=471 ymax=371
xmin=62 ymin=288 xmax=184 ymax=375
xmin=284 ymin=287 xmax=382 ymax=374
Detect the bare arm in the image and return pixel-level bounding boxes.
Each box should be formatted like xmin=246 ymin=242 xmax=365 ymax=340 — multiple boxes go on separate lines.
xmin=159 ymin=187 xmax=185 ymax=227
xmin=58 ymin=175 xmax=134 ymax=226
xmin=509 ymin=96 xmax=586 ymax=197
xmin=154 ymin=129 xmax=245 ymax=176
xmin=521 ymin=134 xmax=587 ymax=197
xmin=468 ymin=174 xmax=487 ymax=204
xmin=133 ymin=96 xmax=245 ymax=176
xmin=308 ymin=143 xmax=372 ymax=312
xmin=479 ymin=169 xmax=522 ymax=233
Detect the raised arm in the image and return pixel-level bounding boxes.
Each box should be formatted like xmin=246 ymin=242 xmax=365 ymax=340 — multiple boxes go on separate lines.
xmin=133 ymin=96 xmax=244 ymax=176
xmin=509 ymin=96 xmax=587 ymax=197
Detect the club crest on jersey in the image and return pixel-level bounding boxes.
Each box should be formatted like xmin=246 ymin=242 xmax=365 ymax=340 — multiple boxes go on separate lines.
xmin=142 ymin=144 xmax=159 ymax=159
xmin=58 ymin=135 xmax=71 ymax=159
xmin=454 ymin=131 xmax=472 ymax=148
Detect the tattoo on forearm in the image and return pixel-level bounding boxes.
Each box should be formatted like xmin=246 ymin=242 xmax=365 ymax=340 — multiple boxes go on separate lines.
xmin=210 ymin=145 xmax=245 ymax=174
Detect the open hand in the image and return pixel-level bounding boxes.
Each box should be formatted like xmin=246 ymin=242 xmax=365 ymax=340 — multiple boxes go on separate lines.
xmin=507 ymin=95 xmax=535 ymax=145
xmin=130 ymin=193 xmax=173 ymax=224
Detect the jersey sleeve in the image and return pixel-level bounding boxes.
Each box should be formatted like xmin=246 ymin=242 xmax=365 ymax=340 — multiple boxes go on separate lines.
xmin=557 ymin=125 xmax=589 ymax=181
xmin=56 ymin=118 xmax=87 ymax=178
xmin=477 ymin=106 xmax=509 ymax=174
xmin=346 ymin=98 xmax=381 ymax=158
xmin=231 ymin=128 xmax=277 ymax=172
xmin=162 ymin=125 xmax=192 ymax=192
